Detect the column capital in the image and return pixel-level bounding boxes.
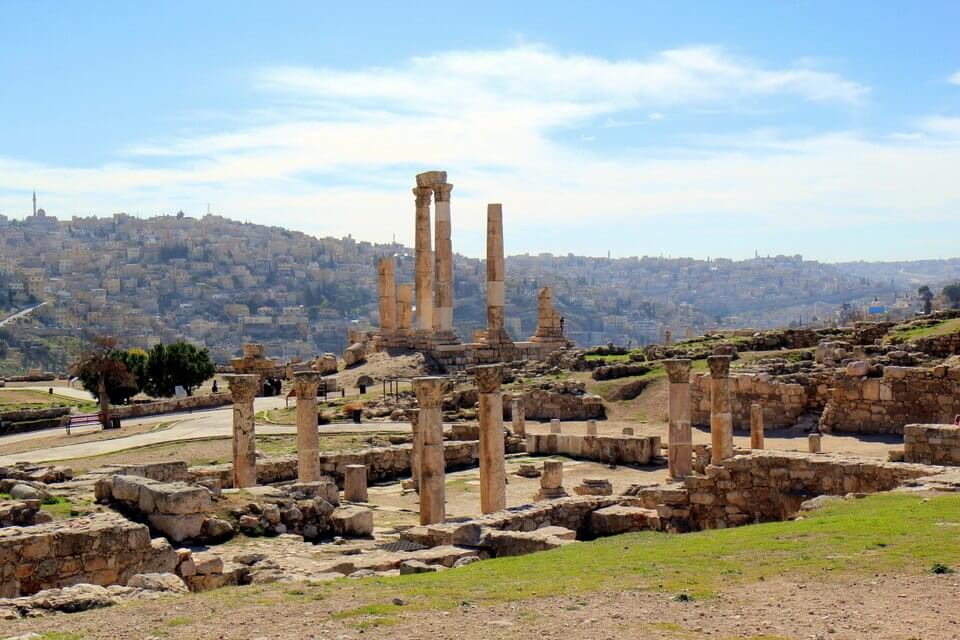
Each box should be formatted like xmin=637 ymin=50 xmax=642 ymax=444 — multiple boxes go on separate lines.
xmin=707 ymin=355 xmax=732 ymax=379
xmin=224 ymin=374 xmax=259 ymax=401
xmin=414 ymin=377 xmax=445 ymax=408
xmin=413 ymin=186 xmax=433 ymax=209
xmin=663 ymin=358 xmax=692 ymax=383
xmin=293 ymin=370 xmax=322 ymax=398
xmin=472 ymin=364 xmax=503 ymax=393
xmin=432 ymin=182 xmax=453 ymax=202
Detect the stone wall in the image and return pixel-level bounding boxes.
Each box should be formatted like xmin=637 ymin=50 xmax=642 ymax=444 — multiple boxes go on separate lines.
xmin=0 ymin=407 xmax=70 ymax=424
xmin=904 ymin=424 xmax=960 ymax=465
xmin=0 ymin=500 xmax=46 ymax=528
xmin=526 ymin=433 xmax=661 ymax=465
xmin=0 ymin=514 xmax=177 ymax=597
xmin=190 ymin=441 xmax=483 ymax=489
xmin=683 ymin=451 xmax=938 ymax=529
xmin=503 ymin=388 xmax=605 ymax=421
xmin=906 ymin=332 xmax=960 ymax=358
xmin=690 ymin=373 xmax=820 ymax=430
xmin=111 ymin=393 xmax=233 ymax=419
xmin=820 ymin=365 xmax=960 ymax=434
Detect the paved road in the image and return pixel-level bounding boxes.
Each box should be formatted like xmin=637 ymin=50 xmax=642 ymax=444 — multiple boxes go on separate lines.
xmin=0 ymin=395 xmax=412 ymax=465
xmin=0 ymin=302 xmax=49 ymax=328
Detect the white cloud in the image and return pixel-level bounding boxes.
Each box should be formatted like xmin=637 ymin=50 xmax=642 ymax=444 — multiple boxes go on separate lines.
xmin=5 ymin=43 xmax=960 ymax=261
xmin=950 ymin=71 xmax=960 ymax=85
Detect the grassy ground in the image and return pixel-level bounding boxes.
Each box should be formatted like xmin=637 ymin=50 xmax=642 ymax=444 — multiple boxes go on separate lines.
xmin=194 ymin=492 xmax=960 ymax=628
xmin=0 ymin=389 xmax=98 ymax=413
xmin=884 ymin=317 xmax=960 ymax=344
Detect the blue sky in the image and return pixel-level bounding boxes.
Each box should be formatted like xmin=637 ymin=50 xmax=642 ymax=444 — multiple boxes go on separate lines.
xmin=1 ymin=1 xmax=958 ymax=261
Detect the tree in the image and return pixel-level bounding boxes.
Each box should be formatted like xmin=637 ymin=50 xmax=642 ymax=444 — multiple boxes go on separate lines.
xmin=72 ymin=337 xmax=135 ymax=426
xmin=144 ymin=341 xmax=215 ymax=397
xmin=918 ymin=285 xmax=934 ymax=315
xmin=942 ymin=283 xmax=960 ymax=310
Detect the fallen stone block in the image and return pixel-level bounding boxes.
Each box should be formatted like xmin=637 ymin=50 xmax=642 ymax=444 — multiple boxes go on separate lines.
xmin=589 ymin=505 xmax=662 ymax=536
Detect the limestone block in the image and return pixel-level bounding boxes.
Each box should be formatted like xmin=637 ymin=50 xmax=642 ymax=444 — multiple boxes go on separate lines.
xmin=331 ymin=506 xmax=374 ymax=537
xmin=590 ymin=505 xmax=662 ymax=535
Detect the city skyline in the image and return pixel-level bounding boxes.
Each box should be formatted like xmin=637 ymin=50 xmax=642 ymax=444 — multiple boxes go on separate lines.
xmin=1 ymin=1 xmax=958 ymax=261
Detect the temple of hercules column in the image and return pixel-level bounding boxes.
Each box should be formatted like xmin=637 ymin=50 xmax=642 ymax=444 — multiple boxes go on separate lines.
xmin=369 ymin=171 xmax=571 ymax=370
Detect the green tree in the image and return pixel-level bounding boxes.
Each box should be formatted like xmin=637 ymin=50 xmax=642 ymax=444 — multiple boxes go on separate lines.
xmin=918 ymin=285 xmax=934 ymax=315
xmin=144 ymin=341 xmax=215 ymax=397
xmin=72 ymin=336 xmax=136 ymax=425
xmin=942 ymin=283 xmax=960 ymax=309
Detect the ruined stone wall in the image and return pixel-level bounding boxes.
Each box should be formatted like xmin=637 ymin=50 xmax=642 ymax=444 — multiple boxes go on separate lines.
xmin=820 ymin=365 xmax=960 ymax=434
xmin=111 ymin=393 xmax=233 ymax=419
xmin=504 ymin=387 xmax=605 ymax=421
xmin=526 ymin=433 xmax=661 ymax=465
xmin=690 ymin=373 xmax=822 ymax=429
xmin=906 ymin=332 xmax=960 ymax=357
xmin=0 ymin=514 xmax=176 ymax=597
xmin=904 ymin=424 xmax=960 ymax=465
xmin=190 ymin=440 xmax=483 ymax=489
xmin=400 ymin=495 xmax=621 ymax=547
xmin=0 ymin=500 xmax=45 ymax=528
xmin=683 ymin=451 xmax=937 ymax=529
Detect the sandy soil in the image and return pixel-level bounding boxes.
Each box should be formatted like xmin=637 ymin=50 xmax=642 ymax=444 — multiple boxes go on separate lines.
xmin=0 ymin=421 xmax=176 ymax=458
xmin=2 ymin=571 xmax=956 ymax=639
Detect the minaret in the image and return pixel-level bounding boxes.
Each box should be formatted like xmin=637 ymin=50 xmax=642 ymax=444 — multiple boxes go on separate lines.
xmin=32 ymin=190 xmax=37 ymax=217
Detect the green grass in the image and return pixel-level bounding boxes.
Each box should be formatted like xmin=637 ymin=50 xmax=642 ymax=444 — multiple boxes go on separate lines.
xmin=40 ymin=495 xmax=75 ymax=520
xmin=885 ymin=317 xmax=960 ymax=344
xmin=33 ymin=633 xmax=83 ymax=640
xmin=0 ymin=388 xmax=98 ymax=413
xmin=584 ymin=353 xmax=636 ymax=364
xmin=305 ymin=492 xmax=960 ymax=611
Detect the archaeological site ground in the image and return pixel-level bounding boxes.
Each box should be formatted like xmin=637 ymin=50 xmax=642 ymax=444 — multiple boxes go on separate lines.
xmin=3 ymin=172 xmax=960 ymax=640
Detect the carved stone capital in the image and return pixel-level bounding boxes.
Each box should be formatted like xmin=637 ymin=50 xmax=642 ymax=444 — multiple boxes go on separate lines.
xmin=412 ymin=186 xmax=433 ymax=209
xmin=413 ymin=377 xmax=444 ymax=408
xmin=707 ymin=355 xmax=732 ymax=379
xmin=663 ymin=359 xmax=692 ymax=384
xmin=224 ymin=374 xmax=259 ymax=402
xmin=293 ymin=370 xmax=322 ymax=398
xmin=432 ymin=182 xmax=453 ymax=202
xmin=472 ymin=364 xmax=503 ymax=393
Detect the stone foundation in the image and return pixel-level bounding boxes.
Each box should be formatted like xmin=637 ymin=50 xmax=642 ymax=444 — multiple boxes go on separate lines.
xmin=690 ymin=373 xmax=816 ymax=430
xmin=904 ymin=424 xmax=960 ymax=465
xmin=111 ymin=393 xmax=233 ymax=420
xmin=0 ymin=514 xmax=177 ymax=598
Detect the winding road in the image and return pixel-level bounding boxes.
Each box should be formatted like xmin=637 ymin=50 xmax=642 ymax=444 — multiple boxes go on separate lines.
xmin=0 ymin=302 xmax=50 ymax=328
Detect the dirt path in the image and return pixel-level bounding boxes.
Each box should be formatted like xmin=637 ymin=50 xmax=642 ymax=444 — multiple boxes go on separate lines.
xmin=1 ymin=571 xmax=955 ymax=639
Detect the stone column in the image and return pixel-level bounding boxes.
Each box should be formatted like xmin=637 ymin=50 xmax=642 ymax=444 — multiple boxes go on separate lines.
xmin=432 ymin=182 xmax=454 ymax=336
xmin=707 ymin=355 xmax=734 ymax=464
xmin=808 ymin=433 xmax=822 ymax=453
xmin=396 ymin=283 xmax=413 ymax=335
xmin=750 ymin=403 xmax=764 ymax=449
xmin=511 ymin=397 xmax=525 ymax=437
xmin=224 ymin=374 xmax=259 ymax=489
xmin=664 ymin=329 xmax=673 ymax=345
xmin=474 ymin=364 xmax=506 ymax=514
xmin=664 ymin=359 xmax=692 ymax=478
xmin=413 ymin=186 xmax=434 ymax=333
xmin=538 ymin=460 xmax=566 ymax=499
xmin=344 ymin=464 xmax=368 ymax=502
xmin=485 ymin=203 xmax=509 ymax=343
xmin=586 ymin=419 xmax=598 ymax=436
xmin=550 ymin=419 xmax=561 ymax=434
xmin=407 ymin=408 xmax=421 ymax=491
xmin=414 ymin=377 xmax=445 ymax=525
xmin=293 ymin=371 xmax=322 ymax=482
xmin=377 ymin=257 xmax=396 ymax=336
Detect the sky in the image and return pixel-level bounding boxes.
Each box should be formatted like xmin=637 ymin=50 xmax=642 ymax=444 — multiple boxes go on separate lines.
xmin=1 ymin=1 xmax=958 ymax=261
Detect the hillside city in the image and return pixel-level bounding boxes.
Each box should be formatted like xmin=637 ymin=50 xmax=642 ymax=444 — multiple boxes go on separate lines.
xmin=4 ymin=200 xmax=960 ymax=376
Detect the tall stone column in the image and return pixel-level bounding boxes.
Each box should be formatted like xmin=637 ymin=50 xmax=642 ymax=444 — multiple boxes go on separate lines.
xmin=750 ymin=403 xmax=764 ymax=449
xmin=377 ymin=257 xmax=396 ymax=336
xmin=432 ymin=182 xmax=454 ymax=336
xmin=413 ymin=186 xmax=434 ymax=333
xmin=707 ymin=355 xmax=734 ymax=464
xmin=485 ymin=203 xmax=510 ymax=343
xmin=414 ymin=377 xmax=445 ymax=525
xmin=396 ymin=283 xmax=413 ymax=335
xmin=511 ymin=397 xmax=525 ymax=437
xmin=474 ymin=364 xmax=506 ymax=514
xmin=293 ymin=371 xmax=322 ymax=482
xmin=664 ymin=359 xmax=692 ymax=478
xmin=224 ymin=374 xmax=259 ymax=489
